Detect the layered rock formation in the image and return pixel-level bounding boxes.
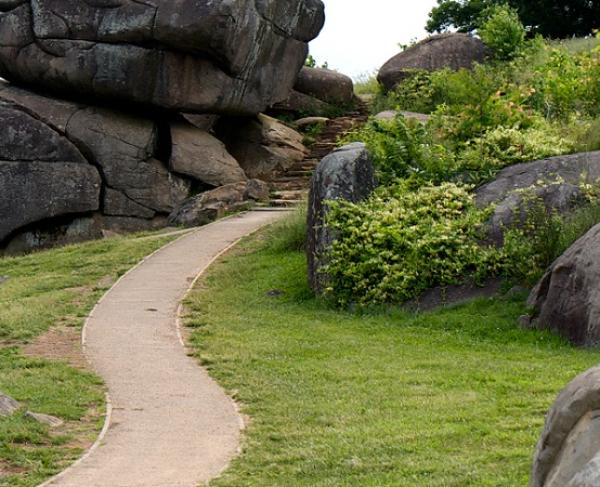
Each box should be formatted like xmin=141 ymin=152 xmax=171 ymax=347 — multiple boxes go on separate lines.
xmin=0 ymin=0 xmax=325 ymax=114
xmin=0 ymin=0 xmax=323 ymax=252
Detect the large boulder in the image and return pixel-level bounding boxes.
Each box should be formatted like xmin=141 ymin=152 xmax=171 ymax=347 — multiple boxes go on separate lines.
xmin=270 ymin=90 xmax=334 ymax=118
xmin=66 ymin=107 xmax=191 ymax=215
xmin=531 ymin=365 xmax=600 ymax=486
xmin=475 ymin=152 xmax=600 ymax=245
xmin=168 ymin=180 xmax=269 ymax=227
xmin=0 ymin=82 xmax=191 ymax=219
xmin=294 ymin=67 xmax=354 ymax=106
xmin=378 ymin=33 xmax=487 ymax=91
xmin=220 ymin=114 xmax=309 ymax=180
xmin=170 ymin=122 xmax=247 ymax=187
xmin=0 ymin=0 xmax=325 ymax=114
xmin=0 ymin=100 xmax=102 ymax=242
xmin=525 ymin=223 xmax=600 ymax=347
xmin=307 ymin=143 xmax=377 ymax=293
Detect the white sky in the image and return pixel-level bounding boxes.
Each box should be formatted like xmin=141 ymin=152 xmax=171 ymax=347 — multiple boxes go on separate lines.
xmin=309 ymin=0 xmax=439 ymax=80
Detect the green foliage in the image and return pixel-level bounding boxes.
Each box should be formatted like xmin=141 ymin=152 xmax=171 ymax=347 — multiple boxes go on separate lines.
xmin=341 ymin=115 xmax=457 ymax=185
xmin=185 ymin=222 xmax=600 ymax=486
xmin=324 ymin=182 xmax=509 ymax=306
xmin=304 ymin=54 xmax=329 ymax=70
xmin=264 ymin=207 xmax=307 ymax=253
xmin=427 ymin=0 xmax=600 ymax=38
xmin=353 ymin=71 xmax=380 ymax=95
xmin=478 ymin=5 xmax=526 ymax=60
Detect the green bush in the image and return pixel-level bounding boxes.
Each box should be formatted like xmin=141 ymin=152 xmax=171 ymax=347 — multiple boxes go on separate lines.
xmin=478 ymin=5 xmax=526 ymax=61
xmin=324 ymin=182 xmax=507 ymax=305
xmin=341 ymin=114 xmax=457 ymax=185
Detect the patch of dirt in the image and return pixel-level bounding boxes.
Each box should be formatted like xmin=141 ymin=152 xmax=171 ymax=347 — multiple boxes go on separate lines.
xmin=22 ymin=325 xmax=87 ymax=369
xmin=0 ymin=459 xmax=27 ymax=477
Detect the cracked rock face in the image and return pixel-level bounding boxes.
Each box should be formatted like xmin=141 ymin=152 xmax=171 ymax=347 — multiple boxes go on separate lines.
xmin=0 ymin=0 xmax=325 ymax=114
xmin=0 ymin=99 xmax=102 ymax=242
xmin=0 ymin=81 xmax=192 ymax=248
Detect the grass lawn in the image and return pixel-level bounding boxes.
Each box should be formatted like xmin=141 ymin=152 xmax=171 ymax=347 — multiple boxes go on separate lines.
xmin=0 ymin=233 xmax=177 ymax=486
xmin=184 ymin=216 xmax=600 ymax=487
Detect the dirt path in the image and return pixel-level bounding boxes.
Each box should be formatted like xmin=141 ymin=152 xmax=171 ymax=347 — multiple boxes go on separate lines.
xmin=40 ymin=210 xmax=287 ymax=487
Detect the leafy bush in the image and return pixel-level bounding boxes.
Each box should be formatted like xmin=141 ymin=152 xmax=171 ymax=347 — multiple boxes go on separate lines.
xmin=478 ymin=5 xmax=526 ymax=61
xmin=324 ymin=182 xmax=508 ymax=305
xmin=341 ymin=114 xmax=457 ymax=185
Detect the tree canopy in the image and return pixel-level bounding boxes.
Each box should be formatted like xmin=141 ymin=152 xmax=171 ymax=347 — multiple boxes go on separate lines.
xmin=426 ymin=0 xmax=600 ymax=38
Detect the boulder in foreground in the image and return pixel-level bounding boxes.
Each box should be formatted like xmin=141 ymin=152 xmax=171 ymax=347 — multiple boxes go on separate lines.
xmin=307 ymin=143 xmax=377 ymax=293
xmin=531 ymin=365 xmax=600 ymax=486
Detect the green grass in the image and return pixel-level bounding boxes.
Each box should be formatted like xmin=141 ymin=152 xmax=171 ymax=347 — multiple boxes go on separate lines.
xmin=0 ymin=232 xmax=177 ymax=486
xmin=183 ymin=217 xmax=600 ymax=487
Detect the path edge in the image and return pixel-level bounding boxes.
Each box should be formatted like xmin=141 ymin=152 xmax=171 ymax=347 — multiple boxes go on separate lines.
xmin=35 ymin=210 xmax=286 ymax=487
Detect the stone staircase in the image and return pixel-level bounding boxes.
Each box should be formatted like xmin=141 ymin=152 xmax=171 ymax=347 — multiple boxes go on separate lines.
xmin=267 ymin=102 xmax=370 ymax=207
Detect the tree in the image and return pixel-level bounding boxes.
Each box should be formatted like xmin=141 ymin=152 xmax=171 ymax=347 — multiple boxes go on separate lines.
xmin=426 ymin=0 xmax=600 ymax=38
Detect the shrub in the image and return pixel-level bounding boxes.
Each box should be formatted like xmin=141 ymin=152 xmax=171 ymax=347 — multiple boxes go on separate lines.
xmin=478 ymin=5 xmax=526 ymax=61
xmin=341 ymin=114 xmax=457 ymax=185
xmin=324 ymin=182 xmax=506 ymax=305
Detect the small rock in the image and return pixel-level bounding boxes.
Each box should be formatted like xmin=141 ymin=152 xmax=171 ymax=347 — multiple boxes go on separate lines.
xmin=518 ymin=315 xmax=531 ymax=328
xmin=25 ymin=411 xmax=64 ymax=428
xmin=266 ymin=289 xmax=285 ymax=298
xmin=0 ymin=275 xmax=8 ymax=287
xmin=374 ymin=111 xmax=431 ymax=123
xmin=293 ymin=117 xmax=330 ymax=129
xmin=0 ymin=391 xmax=21 ymax=416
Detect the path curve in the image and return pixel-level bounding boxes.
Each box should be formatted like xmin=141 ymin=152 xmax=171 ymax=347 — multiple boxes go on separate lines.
xmin=41 ymin=210 xmax=287 ymax=487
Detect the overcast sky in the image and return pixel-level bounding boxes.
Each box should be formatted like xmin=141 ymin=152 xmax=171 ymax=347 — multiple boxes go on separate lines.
xmin=309 ymin=0 xmax=439 ymax=80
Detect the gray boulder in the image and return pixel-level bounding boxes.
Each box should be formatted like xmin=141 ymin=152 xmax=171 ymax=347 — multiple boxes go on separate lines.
xmin=170 ymin=122 xmax=247 ymax=187
xmin=294 ymin=67 xmax=354 ymax=105
xmin=270 ymin=89 xmax=335 ymax=117
xmin=475 ymin=152 xmax=600 ymax=245
xmin=526 ymin=223 xmax=600 ymax=347
xmin=307 ymin=143 xmax=377 ymax=293
xmin=0 ymin=391 xmax=21 ymax=416
xmin=375 ymin=110 xmax=431 ymax=124
xmin=221 ymin=114 xmax=308 ymax=180
xmin=531 ymin=365 xmax=600 ymax=486
xmin=168 ymin=179 xmax=270 ymax=227
xmin=378 ymin=33 xmax=487 ymax=91
xmin=65 ymin=107 xmax=191 ymax=215
xmin=0 ymin=0 xmax=325 ymax=114
xmin=0 ymin=101 xmax=102 ymax=242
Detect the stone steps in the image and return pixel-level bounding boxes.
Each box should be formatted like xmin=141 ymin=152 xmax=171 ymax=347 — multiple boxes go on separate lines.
xmin=267 ymin=101 xmax=370 ymax=207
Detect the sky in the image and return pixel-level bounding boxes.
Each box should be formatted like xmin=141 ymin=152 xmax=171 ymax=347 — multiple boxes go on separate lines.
xmin=309 ymin=0 xmax=439 ymax=80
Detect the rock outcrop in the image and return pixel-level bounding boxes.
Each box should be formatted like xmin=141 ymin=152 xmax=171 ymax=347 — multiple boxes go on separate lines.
xmin=0 ymin=97 xmax=102 ymax=243
xmin=0 ymin=81 xmax=195 ymax=250
xmin=525 ymin=223 xmax=600 ymax=347
xmin=531 ymin=365 xmax=600 ymax=486
xmin=475 ymin=152 xmax=600 ymax=245
xmin=168 ymin=180 xmax=269 ymax=227
xmin=378 ymin=33 xmax=487 ymax=91
xmin=294 ymin=67 xmax=354 ymax=105
xmin=0 ymin=0 xmax=325 ymax=114
xmin=220 ymin=114 xmax=309 ymax=180
xmin=307 ymin=143 xmax=377 ymax=293
xmin=170 ymin=122 xmax=247 ymax=187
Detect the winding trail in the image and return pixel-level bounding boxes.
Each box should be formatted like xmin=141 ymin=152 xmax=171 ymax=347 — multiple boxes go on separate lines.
xmin=41 ymin=210 xmax=287 ymax=487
